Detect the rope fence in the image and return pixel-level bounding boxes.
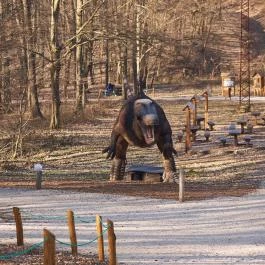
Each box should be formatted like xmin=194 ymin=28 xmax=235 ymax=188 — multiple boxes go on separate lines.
xmin=0 ymin=207 xmax=117 ymax=264
xmin=0 ymin=241 xmax=44 ymax=261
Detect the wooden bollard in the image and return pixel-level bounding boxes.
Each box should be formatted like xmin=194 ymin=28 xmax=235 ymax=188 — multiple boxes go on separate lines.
xmin=43 ymin=229 xmax=56 ymax=265
xmin=202 ymin=91 xmax=209 ymax=130
xmin=67 ymin=210 xmax=78 ymax=256
xmin=12 ymin=207 xmax=24 ymax=246
xmin=96 ymin=215 xmax=105 ymax=262
xmin=36 ymin=171 xmax=42 ymax=189
xmin=190 ymin=96 xmax=198 ymax=127
xmin=179 ymin=169 xmax=185 ymax=202
xmin=183 ymin=103 xmax=193 ymax=153
xmin=107 ymin=219 xmax=117 ymax=265
xmin=34 ymin=163 xmax=43 ymax=190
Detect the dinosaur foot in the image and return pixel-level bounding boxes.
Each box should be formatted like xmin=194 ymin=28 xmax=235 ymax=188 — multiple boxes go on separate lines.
xmin=109 ymin=158 xmax=126 ymax=181
xmin=162 ymin=171 xmax=178 ymax=183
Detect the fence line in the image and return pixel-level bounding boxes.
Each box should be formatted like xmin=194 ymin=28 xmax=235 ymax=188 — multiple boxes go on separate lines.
xmin=0 ymin=241 xmax=44 ymax=261
xmin=0 ymin=207 xmax=116 ymax=264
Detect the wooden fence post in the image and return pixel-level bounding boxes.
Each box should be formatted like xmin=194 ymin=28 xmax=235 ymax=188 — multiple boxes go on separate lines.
xmin=43 ymin=229 xmax=56 ymax=265
xmin=190 ymin=96 xmax=197 ymax=126
xmin=12 ymin=207 xmax=24 ymax=246
xmin=107 ymin=219 xmax=116 ymax=265
xmin=96 ymin=215 xmax=105 ymax=262
xmin=202 ymin=91 xmax=209 ymax=130
xmin=179 ymin=168 xmax=185 ymax=202
xmin=67 ymin=209 xmax=78 ymax=256
xmin=34 ymin=163 xmax=43 ymax=190
xmin=36 ymin=171 xmax=42 ymax=189
xmin=183 ymin=104 xmax=192 ymax=153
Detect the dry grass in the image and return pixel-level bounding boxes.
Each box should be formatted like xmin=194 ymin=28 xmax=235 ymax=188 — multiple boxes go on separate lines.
xmin=0 ymin=244 xmax=108 ymax=265
xmin=0 ymin=83 xmax=264 ymax=201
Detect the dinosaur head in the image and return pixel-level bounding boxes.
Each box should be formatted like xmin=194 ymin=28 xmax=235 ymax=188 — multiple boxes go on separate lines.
xmin=134 ymin=98 xmax=159 ymax=145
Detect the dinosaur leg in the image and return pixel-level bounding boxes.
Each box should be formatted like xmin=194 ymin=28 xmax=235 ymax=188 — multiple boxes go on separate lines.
xmin=162 ymin=156 xmax=177 ymax=183
xmin=102 ymin=131 xmax=119 ymax=159
xmin=157 ymin=138 xmax=177 ymax=183
xmin=109 ymin=136 xmax=128 ymax=181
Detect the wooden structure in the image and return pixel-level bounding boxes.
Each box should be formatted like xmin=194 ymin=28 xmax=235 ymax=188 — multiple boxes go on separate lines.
xmin=221 ymin=72 xmax=236 ymax=98
xmin=178 ymin=169 xmax=185 ymax=203
xmin=67 ymin=210 xmax=78 ymax=256
xmin=107 ymin=219 xmax=117 ymax=265
xmin=96 ymin=215 xmax=105 ymax=262
xmin=125 ymin=165 xmax=163 ymax=182
xmin=201 ymin=91 xmax=209 ymax=130
xmin=190 ymin=95 xmax=198 ymax=126
xmin=253 ymin=72 xmax=265 ymax=96
xmin=183 ymin=102 xmax=193 ymax=152
xmin=43 ymin=229 xmax=56 ymax=265
xmin=13 ymin=207 xmax=24 ymax=246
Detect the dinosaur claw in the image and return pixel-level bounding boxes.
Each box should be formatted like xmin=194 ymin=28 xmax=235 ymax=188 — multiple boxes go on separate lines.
xmin=103 ymin=146 xmax=116 ymax=160
xmin=102 ymin=147 xmax=108 ymax=154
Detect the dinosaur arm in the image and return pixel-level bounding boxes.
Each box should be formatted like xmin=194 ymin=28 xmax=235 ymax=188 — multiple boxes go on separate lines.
xmin=157 ymin=131 xmax=177 ymax=158
xmin=102 ymin=130 xmax=120 ymax=159
xmin=157 ymin=133 xmax=177 ymax=183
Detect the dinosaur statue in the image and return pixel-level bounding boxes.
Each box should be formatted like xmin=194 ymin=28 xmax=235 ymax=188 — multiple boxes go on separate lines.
xmin=103 ymin=94 xmax=177 ymax=182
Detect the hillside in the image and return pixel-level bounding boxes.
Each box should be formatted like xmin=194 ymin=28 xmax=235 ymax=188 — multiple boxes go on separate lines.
xmin=210 ymin=0 xmax=265 ymax=74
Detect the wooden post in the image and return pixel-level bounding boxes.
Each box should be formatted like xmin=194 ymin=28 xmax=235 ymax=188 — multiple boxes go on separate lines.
xmin=183 ymin=104 xmax=192 ymax=153
xmin=202 ymin=91 xmax=209 ymax=130
xmin=12 ymin=207 xmax=24 ymax=246
xmin=34 ymin=163 xmax=43 ymax=190
xmin=67 ymin=209 xmax=78 ymax=255
xmin=190 ymin=96 xmax=197 ymax=126
xmin=107 ymin=219 xmax=117 ymax=265
xmin=43 ymin=229 xmax=56 ymax=265
xmin=36 ymin=171 xmax=42 ymax=189
xmin=186 ymin=109 xmax=191 ymax=152
xmin=82 ymin=83 xmax=86 ymax=109
xmin=96 ymin=215 xmax=105 ymax=262
xmin=179 ymin=169 xmax=185 ymax=202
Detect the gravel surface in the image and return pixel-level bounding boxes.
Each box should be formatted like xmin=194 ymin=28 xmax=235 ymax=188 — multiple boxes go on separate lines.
xmin=1 ymin=187 xmax=265 ymax=264
xmin=0 ymin=245 xmax=108 ymax=265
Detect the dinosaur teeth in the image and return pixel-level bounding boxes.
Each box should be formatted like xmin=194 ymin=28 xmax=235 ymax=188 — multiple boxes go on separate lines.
xmin=143 ymin=126 xmax=155 ymax=145
xmin=146 ymin=126 xmax=153 ymax=138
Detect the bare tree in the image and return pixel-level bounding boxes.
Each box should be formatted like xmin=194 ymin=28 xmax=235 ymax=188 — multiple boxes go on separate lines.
xmin=0 ymin=1 xmax=12 ymax=112
xmin=49 ymin=0 xmax=61 ymax=129
xmin=22 ymin=0 xmax=44 ymax=118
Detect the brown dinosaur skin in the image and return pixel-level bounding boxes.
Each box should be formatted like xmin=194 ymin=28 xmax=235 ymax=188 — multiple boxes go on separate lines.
xmin=103 ymin=94 xmax=177 ymax=182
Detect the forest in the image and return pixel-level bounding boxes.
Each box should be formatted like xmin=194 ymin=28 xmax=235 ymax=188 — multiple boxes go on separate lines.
xmin=1 ymin=0 xmax=265 ymax=160
xmin=0 ymin=0 xmax=226 ymax=128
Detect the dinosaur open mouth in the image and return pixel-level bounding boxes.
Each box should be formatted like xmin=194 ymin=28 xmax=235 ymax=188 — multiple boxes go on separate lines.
xmin=137 ymin=113 xmax=158 ymax=145
xmin=142 ymin=125 xmax=155 ymax=145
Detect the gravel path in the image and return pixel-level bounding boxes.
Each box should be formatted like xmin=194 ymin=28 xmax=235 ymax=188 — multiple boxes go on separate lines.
xmin=1 ymin=187 xmax=265 ymax=264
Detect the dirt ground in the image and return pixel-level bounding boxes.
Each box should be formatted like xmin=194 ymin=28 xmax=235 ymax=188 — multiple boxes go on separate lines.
xmin=0 ymin=153 xmax=262 ymax=201
xmin=0 ymin=177 xmax=256 ymax=201
xmin=0 ymin=85 xmax=265 ymax=202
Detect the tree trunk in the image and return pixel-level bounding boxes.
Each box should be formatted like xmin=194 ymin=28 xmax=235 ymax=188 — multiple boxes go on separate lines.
xmin=49 ymin=0 xmax=61 ymax=129
xmin=104 ymin=0 xmax=109 ymax=89
xmin=122 ymin=45 xmax=128 ymax=100
xmin=0 ymin=1 xmax=12 ymax=112
xmin=87 ymin=41 xmax=94 ymax=85
xmin=1 ymin=57 xmax=11 ymax=113
xmin=75 ymin=0 xmax=84 ymax=113
xmin=63 ymin=53 xmax=72 ymax=99
xmin=105 ymin=40 xmax=109 ymax=88
xmin=23 ymin=0 xmax=43 ymax=118
xmin=132 ymin=4 xmax=139 ymax=95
